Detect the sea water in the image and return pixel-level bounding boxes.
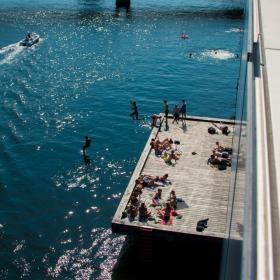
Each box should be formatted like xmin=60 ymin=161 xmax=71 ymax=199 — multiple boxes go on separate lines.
xmin=0 ymin=0 xmax=243 ymax=278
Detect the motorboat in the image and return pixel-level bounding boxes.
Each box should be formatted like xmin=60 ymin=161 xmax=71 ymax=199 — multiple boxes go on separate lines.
xmin=19 ymin=33 xmax=39 ymax=47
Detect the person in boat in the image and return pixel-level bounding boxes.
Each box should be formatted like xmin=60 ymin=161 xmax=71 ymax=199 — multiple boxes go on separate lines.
xmin=25 ymin=33 xmax=31 ymax=41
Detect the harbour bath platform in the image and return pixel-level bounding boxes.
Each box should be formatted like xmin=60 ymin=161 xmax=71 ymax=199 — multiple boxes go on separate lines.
xmin=112 ymin=116 xmax=244 ymax=241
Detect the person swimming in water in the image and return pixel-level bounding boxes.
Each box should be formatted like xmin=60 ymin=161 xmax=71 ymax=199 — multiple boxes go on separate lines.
xmin=130 ymin=101 xmax=139 ymax=120
xmin=82 ymin=136 xmax=92 ymax=154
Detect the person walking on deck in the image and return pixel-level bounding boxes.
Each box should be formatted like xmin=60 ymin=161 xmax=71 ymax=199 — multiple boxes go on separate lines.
xmin=180 ymin=99 xmax=187 ymax=122
xmin=83 ymin=136 xmax=92 ymax=154
xmin=130 ymin=101 xmax=139 ymax=120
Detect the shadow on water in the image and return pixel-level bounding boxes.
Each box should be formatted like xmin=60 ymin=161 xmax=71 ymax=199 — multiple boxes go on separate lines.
xmin=111 ymin=235 xmax=242 ymax=280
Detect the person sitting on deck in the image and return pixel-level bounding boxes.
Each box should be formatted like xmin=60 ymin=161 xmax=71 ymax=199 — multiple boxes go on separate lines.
xmin=157 ymin=202 xmax=178 ymax=222
xmin=213 ymin=141 xmax=225 ymax=152
xmin=127 ymin=204 xmax=138 ymax=219
xmin=212 ymin=122 xmax=231 ymax=135
xmin=139 ymin=202 xmax=151 ymax=220
xmin=150 ymin=189 xmax=162 ymax=207
xmin=134 ymin=181 xmax=143 ymax=196
xmin=162 ymin=150 xmax=181 ymax=164
xmin=130 ymin=193 xmax=139 ymax=206
xmin=167 ymin=190 xmax=177 ymax=209
xmin=212 ymin=149 xmax=229 ymax=159
xmin=158 ymin=173 xmax=170 ymax=184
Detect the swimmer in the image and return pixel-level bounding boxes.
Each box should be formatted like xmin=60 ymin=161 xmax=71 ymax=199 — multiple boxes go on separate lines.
xmin=82 ymin=136 xmax=92 ymax=154
xmin=189 ymin=53 xmax=192 ymax=58
xmin=180 ymin=33 xmax=188 ymax=39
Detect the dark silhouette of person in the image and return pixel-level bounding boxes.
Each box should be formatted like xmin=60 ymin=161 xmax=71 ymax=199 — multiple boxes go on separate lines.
xmin=130 ymin=101 xmax=139 ymax=120
xmin=83 ymin=136 xmax=92 ymax=154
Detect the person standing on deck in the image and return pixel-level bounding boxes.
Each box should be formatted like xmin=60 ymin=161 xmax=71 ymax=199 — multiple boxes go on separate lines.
xmin=180 ymin=99 xmax=187 ymax=122
xmin=172 ymin=105 xmax=180 ymax=124
xmin=130 ymin=101 xmax=139 ymax=120
xmin=82 ymin=136 xmax=92 ymax=154
xmin=163 ymin=100 xmax=169 ymax=122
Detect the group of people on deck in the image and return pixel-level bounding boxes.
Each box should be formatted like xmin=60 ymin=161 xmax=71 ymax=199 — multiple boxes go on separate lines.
xmin=207 ymin=141 xmax=232 ymax=169
xmin=126 ymin=173 xmax=179 ymax=222
xmin=163 ymin=99 xmax=187 ymax=124
xmin=150 ymin=137 xmax=182 ymax=164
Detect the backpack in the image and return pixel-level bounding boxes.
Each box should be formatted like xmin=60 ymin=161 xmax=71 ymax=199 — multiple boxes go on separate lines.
xmin=218 ymin=163 xmax=227 ymax=170
xmin=208 ymin=127 xmax=216 ymax=134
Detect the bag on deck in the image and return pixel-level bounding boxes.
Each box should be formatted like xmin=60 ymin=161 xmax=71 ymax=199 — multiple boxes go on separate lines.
xmin=208 ymin=127 xmax=216 ymax=134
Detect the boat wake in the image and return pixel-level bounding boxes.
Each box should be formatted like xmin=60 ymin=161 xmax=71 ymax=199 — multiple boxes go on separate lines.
xmin=0 ymin=43 xmax=24 ymax=65
xmin=201 ymin=49 xmax=235 ymax=60
xmin=0 ymin=39 xmax=42 ymax=65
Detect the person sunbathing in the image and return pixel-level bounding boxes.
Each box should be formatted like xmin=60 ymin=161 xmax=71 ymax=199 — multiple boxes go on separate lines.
xmin=212 ymin=122 xmax=230 ymax=135
xmin=139 ymin=202 xmax=151 ymax=219
xmin=207 ymin=155 xmax=231 ymax=166
xmin=140 ymin=175 xmax=163 ymax=187
xmin=159 ymin=173 xmax=170 ymax=183
xmin=212 ymin=149 xmax=229 ymax=159
xmin=150 ymin=189 xmax=162 ymax=207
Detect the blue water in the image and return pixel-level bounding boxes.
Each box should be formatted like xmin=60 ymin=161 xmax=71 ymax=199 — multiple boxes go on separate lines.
xmin=0 ymin=0 xmax=243 ymax=278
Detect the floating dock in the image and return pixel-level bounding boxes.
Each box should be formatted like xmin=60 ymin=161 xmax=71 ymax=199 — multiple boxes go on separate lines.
xmin=112 ymin=116 xmax=244 ymax=241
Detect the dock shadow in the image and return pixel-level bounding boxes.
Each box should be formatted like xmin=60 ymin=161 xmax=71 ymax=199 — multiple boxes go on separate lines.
xmin=112 ymin=235 xmax=225 ymax=280
xmin=181 ymin=122 xmax=187 ymax=133
xmin=176 ymin=200 xmax=189 ymax=210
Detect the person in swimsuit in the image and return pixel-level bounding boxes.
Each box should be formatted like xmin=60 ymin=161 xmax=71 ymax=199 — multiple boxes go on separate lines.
xmin=163 ymin=100 xmax=169 ymax=122
xmin=180 ymin=99 xmax=187 ymax=122
xmin=83 ymin=136 xmax=92 ymax=154
xmin=172 ymin=105 xmax=180 ymax=124
xmin=130 ymin=101 xmax=139 ymax=120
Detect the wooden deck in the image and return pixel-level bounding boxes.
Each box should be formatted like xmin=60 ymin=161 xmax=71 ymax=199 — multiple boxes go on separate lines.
xmin=112 ymin=116 xmax=244 ymax=241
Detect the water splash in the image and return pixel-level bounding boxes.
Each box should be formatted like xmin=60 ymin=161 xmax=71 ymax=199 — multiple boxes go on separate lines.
xmin=225 ymin=28 xmax=243 ymax=33
xmin=201 ymin=49 xmax=235 ymax=60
